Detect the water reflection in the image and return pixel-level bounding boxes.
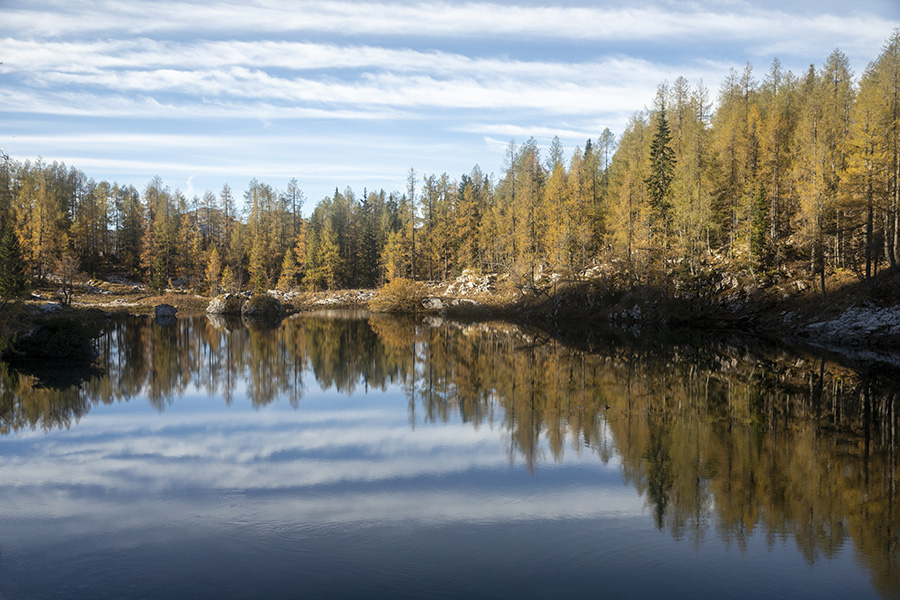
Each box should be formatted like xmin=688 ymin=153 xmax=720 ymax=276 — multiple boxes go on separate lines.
xmin=0 ymin=312 xmax=898 ymax=598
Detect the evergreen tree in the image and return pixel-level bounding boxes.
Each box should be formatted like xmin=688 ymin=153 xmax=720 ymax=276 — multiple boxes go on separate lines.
xmin=150 ymin=253 xmax=167 ymax=293
xmin=750 ymin=184 xmax=770 ymax=268
xmin=0 ymin=227 xmax=28 ymax=302
xmin=646 ymin=105 xmax=677 ymax=234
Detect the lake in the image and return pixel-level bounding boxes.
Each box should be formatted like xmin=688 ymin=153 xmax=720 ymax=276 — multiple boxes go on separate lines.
xmin=0 ymin=311 xmax=897 ymax=599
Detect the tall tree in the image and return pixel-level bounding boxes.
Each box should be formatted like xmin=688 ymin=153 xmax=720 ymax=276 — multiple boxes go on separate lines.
xmin=610 ymin=112 xmax=651 ymax=269
xmin=795 ymin=50 xmax=853 ymax=292
xmin=0 ymin=226 xmax=28 ymax=303
xmin=646 ymin=104 xmax=677 ymax=245
xmin=406 ymin=168 xmax=418 ymax=280
xmin=205 ymin=245 xmax=222 ymax=296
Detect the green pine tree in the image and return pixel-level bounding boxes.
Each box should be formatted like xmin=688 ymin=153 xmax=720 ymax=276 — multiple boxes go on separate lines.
xmin=0 ymin=227 xmax=28 ymax=303
xmin=750 ymin=184 xmax=770 ymax=269
xmin=150 ymin=253 xmax=168 ymax=293
xmin=645 ymin=106 xmax=677 ymax=230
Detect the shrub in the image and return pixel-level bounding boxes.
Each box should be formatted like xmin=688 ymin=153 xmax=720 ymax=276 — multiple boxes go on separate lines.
xmin=369 ymin=278 xmax=425 ymax=313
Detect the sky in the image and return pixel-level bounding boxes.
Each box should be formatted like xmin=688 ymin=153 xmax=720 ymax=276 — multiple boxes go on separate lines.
xmin=2 ymin=0 xmax=899 ymax=210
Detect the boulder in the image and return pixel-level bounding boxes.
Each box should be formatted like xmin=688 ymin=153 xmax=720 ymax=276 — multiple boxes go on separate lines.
xmin=422 ymin=297 xmax=446 ymax=311
xmin=155 ymin=304 xmax=177 ymax=319
xmin=206 ymin=294 xmax=244 ymax=315
xmin=241 ymin=294 xmax=284 ymax=317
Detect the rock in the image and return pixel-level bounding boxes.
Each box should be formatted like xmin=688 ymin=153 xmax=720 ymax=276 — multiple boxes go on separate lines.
xmin=241 ymin=294 xmax=284 ymax=317
xmin=206 ymin=294 xmax=245 ymax=315
xmin=422 ymin=297 xmax=446 ymax=311
xmin=450 ymin=298 xmax=481 ymax=308
xmin=155 ymin=304 xmax=177 ymax=319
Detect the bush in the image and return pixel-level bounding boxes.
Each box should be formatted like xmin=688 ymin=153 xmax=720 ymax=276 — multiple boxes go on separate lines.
xmin=369 ymin=278 xmax=425 ymax=313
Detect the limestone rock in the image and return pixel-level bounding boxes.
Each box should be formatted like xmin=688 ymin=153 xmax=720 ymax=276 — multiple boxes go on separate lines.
xmin=206 ymin=294 xmax=245 ymax=315
xmin=422 ymin=297 xmax=446 ymax=311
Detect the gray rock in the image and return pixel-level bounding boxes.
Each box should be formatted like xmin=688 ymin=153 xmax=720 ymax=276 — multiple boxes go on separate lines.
xmin=155 ymin=304 xmax=177 ymax=319
xmin=241 ymin=294 xmax=284 ymax=317
xmin=422 ymin=297 xmax=446 ymax=311
xmin=206 ymin=294 xmax=245 ymax=315
xmin=451 ymin=298 xmax=481 ymax=307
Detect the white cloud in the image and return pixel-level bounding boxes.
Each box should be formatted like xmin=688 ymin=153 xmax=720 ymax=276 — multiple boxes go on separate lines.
xmin=2 ymin=0 xmax=897 ymax=201
xmin=7 ymin=56 xmax=705 ymax=121
xmin=4 ymin=1 xmax=895 ymax=49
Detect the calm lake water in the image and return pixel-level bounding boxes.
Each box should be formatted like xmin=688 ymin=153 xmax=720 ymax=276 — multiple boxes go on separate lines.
xmin=0 ymin=311 xmax=898 ymax=599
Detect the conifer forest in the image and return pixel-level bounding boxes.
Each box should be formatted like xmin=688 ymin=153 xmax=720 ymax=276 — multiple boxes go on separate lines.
xmin=3 ymin=33 xmax=900 ymax=298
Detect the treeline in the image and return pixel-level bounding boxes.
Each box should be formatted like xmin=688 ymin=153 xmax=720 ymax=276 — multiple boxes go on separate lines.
xmin=2 ymin=32 xmax=900 ymax=295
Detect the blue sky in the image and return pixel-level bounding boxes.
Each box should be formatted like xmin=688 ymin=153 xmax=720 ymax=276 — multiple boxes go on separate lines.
xmin=2 ymin=0 xmax=899 ymax=210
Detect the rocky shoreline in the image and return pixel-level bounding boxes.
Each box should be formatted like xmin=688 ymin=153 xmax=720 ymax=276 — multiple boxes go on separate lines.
xmin=17 ymin=267 xmax=900 ymax=360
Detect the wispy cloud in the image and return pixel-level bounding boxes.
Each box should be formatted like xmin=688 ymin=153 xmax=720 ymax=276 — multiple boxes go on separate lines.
xmin=5 ymin=0 xmax=895 ymax=49
xmin=4 ymin=36 xmax=717 ymax=118
xmin=2 ymin=0 xmax=897 ymax=201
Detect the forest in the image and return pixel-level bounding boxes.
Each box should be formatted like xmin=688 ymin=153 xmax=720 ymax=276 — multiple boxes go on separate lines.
xmin=1 ymin=32 xmax=900 ymax=299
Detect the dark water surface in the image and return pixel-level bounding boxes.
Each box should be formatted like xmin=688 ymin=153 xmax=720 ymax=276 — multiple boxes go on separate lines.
xmin=0 ymin=312 xmax=898 ymax=599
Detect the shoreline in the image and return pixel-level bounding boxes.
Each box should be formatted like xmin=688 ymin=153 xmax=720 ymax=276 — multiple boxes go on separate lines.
xmin=18 ymin=267 xmax=900 ymax=362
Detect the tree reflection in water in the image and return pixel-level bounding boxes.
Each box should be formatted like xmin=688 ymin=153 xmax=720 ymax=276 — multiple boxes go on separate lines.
xmin=0 ymin=312 xmax=898 ymax=597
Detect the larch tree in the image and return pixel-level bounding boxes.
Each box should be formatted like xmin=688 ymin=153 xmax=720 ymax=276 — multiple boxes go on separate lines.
xmin=609 ymin=112 xmax=651 ymax=270
xmin=711 ymin=66 xmax=759 ymax=258
xmin=669 ymin=80 xmax=714 ymax=273
xmin=842 ymin=65 xmax=883 ymax=281
xmin=873 ymin=30 xmax=900 ymax=269
xmin=542 ymin=153 xmax=570 ymax=272
xmin=284 ymin=178 xmax=305 ymax=242
xmin=141 ymin=176 xmax=178 ymax=290
xmin=276 ymin=246 xmax=298 ymax=291
xmin=407 ymin=168 xmax=418 ymax=280
xmin=117 ymin=184 xmax=144 ymax=277
xmin=219 ymin=183 xmax=236 ymax=251
xmin=758 ymin=58 xmax=799 ymax=260
xmin=512 ymin=138 xmax=543 ymax=286
xmin=794 ymin=50 xmax=854 ymax=293
xmin=454 ymin=173 xmax=482 ymax=271
xmin=205 ymin=245 xmax=222 ymax=296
